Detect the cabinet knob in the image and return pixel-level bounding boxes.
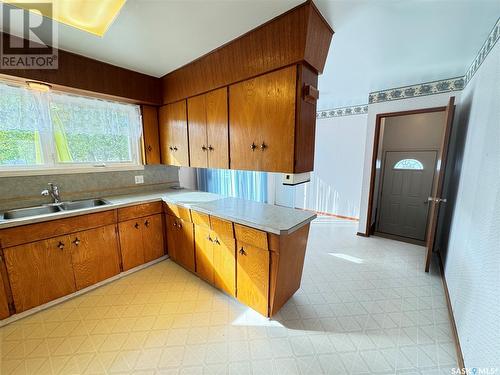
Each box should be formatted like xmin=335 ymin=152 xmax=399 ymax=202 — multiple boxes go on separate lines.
xmin=169 ymin=146 xmax=174 ymax=151
xmin=147 ymin=145 xmax=153 ymax=152
xmin=177 ymin=222 xmax=182 ymax=229
xmin=144 ymin=220 xmax=150 ymax=227
xmin=57 ymin=241 xmax=65 ymax=250
xmin=134 ymin=222 xmax=140 ymax=229
xmin=207 ymin=235 xmax=213 ymax=242
xmin=260 ymin=142 xmax=267 ymax=150
xmin=202 ymin=145 xmax=207 ymax=151
xmin=208 ymin=145 xmax=214 ymax=151
xmin=239 ymin=247 xmax=246 ymax=256
xmin=173 ymin=146 xmax=178 ymax=151
xmin=72 ymin=238 xmax=81 ymax=246
xmin=214 ymin=238 xmax=220 ymax=245
xmin=250 ymin=142 xmax=256 ymax=151
xmin=173 ymin=222 xmax=178 ymax=228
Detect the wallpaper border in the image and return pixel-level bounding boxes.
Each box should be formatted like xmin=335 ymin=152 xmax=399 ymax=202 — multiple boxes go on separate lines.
xmin=316 ymin=104 xmax=368 ymax=119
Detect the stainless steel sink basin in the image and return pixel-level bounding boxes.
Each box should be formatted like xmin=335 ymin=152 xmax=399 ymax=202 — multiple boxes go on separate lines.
xmin=2 ymin=205 xmax=62 ymax=220
xmin=60 ymin=199 xmax=109 ymax=211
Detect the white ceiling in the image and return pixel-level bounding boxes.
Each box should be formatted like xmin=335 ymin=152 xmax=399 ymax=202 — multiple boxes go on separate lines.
xmin=2 ymin=0 xmax=499 ymax=110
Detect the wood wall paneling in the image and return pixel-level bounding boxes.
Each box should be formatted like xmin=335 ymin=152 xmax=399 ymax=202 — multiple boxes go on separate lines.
xmin=142 ymin=105 xmax=161 ymax=164
xmin=0 ymin=33 xmax=161 ymax=105
xmin=161 ymin=2 xmax=333 ymax=104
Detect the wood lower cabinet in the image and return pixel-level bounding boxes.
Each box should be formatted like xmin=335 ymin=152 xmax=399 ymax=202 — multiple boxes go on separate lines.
xmin=166 ymin=215 xmax=195 ymax=273
xmin=213 ymin=235 xmax=236 ymax=297
xmin=4 ymin=235 xmax=77 ymax=312
xmin=194 ymin=225 xmax=215 ymax=284
xmin=236 ymin=241 xmax=270 ymax=316
xmin=159 ymin=100 xmax=189 ymax=166
xmin=188 ymin=87 xmax=229 ymax=169
xmin=70 ymin=225 xmax=121 ymax=290
xmin=0 ymin=268 xmax=11 ymax=319
xmin=119 ymin=213 xmax=165 ymax=271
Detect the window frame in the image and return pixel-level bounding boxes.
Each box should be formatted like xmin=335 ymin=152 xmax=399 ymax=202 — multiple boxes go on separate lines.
xmin=0 ymin=81 xmax=145 ymax=176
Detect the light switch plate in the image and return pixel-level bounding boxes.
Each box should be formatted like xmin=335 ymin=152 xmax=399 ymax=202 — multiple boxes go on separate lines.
xmin=135 ymin=175 xmax=144 ymax=184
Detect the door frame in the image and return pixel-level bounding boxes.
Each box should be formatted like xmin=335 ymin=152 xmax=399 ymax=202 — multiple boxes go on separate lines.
xmin=363 ymin=106 xmax=447 ymax=237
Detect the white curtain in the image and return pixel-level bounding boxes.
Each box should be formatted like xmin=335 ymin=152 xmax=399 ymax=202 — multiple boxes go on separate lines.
xmin=197 ymin=168 xmax=268 ymax=203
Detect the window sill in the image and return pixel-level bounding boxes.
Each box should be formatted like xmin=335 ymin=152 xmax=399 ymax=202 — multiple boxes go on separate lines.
xmin=0 ymin=164 xmax=145 ymax=177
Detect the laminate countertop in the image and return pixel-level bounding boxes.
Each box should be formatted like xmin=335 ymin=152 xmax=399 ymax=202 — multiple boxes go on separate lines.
xmin=0 ymin=188 xmax=316 ymax=235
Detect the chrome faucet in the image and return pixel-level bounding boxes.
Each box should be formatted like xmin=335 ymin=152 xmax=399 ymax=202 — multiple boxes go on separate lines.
xmin=41 ymin=183 xmax=61 ymax=204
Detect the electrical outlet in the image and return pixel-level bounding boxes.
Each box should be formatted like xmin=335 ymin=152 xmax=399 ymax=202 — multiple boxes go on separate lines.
xmin=135 ymin=175 xmax=144 ymax=184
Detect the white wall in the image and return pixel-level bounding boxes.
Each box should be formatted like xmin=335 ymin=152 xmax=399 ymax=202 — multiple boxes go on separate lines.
xmin=358 ymin=91 xmax=461 ymax=233
xmin=444 ymin=41 xmax=500 ymax=369
xmin=293 ymin=114 xmax=367 ymax=218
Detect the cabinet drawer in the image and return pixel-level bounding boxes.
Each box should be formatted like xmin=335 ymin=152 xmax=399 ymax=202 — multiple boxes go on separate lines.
xmin=164 ymin=203 xmax=192 ymax=222
xmin=118 ymin=202 xmax=162 ymax=221
xmin=210 ymin=216 xmax=234 ymax=239
xmin=191 ymin=210 xmax=210 ymax=228
xmin=234 ymin=224 xmax=268 ymax=250
xmin=0 ymin=210 xmax=117 ymax=248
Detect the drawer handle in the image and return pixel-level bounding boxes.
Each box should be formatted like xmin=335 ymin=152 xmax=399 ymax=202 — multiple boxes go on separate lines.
xmin=134 ymin=222 xmax=140 ymax=229
xmin=57 ymin=241 xmax=65 ymax=250
xmin=250 ymin=142 xmax=256 ymax=151
xmin=260 ymin=142 xmax=267 ymax=150
xmin=144 ymin=220 xmax=150 ymax=227
xmin=239 ymin=247 xmax=246 ymax=256
xmin=72 ymin=238 xmax=81 ymax=246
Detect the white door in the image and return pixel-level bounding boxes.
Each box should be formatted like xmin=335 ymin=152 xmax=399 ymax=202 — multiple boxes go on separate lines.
xmin=377 ymin=151 xmax=437 ymax=240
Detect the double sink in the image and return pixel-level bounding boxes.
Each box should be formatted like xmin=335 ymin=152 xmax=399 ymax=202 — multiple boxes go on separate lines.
xmin=1 ymin=199 xmax=109 ymax=220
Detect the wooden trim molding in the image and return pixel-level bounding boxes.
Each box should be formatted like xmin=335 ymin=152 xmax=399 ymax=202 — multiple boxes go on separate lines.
xmin=0 ymin=32 xmax=161 ymax=105
xmin=437 ymin=252 xmax=466 ymax=372
xmin=363 ymin=106 xmax=447 ymax=236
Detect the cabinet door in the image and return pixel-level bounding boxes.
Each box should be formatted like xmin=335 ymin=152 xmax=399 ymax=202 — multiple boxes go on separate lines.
xmin=159 ymin=100 xmax=189 ymax=166
xmin=176 ymin=219 xmax=196 ymax=273
xmin=118 ymin=219 xmax=145 ymax=271
xmin=194 ymin=225 xmax=214 ymax=284
xmin=142 ymin=105 xmax=161 ymax=164
xmin=0 ymin=270 xmax=11 ymax=319
xmin=187 ymin=94 xmax=208 ymax=168
xmin=206 ymin=88 xmax=229 ymax=169
xmin=143 ymin=214 xmax=165 ymax=263
xmin=70 ymin=225 xmax=121 ymax=290
xmin=213 ymin=235 xmax=236 ymax=297
xmin=236 ymin=241 xmax=269 ymax=316
xmin=166 ymin=215 xmax=178 ymax=261
xmin=4 ymin=235 xmax=76 ymax=312
xmin=229 ymin=66 xmax=296 ymax=172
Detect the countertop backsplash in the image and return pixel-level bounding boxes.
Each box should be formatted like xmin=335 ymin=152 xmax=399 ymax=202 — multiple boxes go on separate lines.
xmin=0 ymin=165 xmax=179 ymax=211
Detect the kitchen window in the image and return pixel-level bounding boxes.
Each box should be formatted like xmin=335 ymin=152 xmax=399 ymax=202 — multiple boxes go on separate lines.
xmin=0 ymin=81 xmax=143 ymax=174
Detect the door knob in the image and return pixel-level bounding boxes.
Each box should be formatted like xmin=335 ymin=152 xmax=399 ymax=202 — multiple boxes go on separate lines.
xmin=72 ymin=238 xmax=81 ymax=246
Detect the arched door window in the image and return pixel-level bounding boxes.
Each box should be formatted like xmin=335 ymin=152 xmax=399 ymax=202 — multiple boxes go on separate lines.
xmin=393 ymin=158 xmax=424 ymax=170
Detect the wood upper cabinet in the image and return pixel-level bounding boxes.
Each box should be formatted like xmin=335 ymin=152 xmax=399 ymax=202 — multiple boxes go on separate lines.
xmin=4 ymin=235 xmax=76 ymax=312
xmin=229 ymin=66 xmax=296 ymax=172
xmin=141 ymin=105 xmax=161 ymax=165
xmin=188 ymin=87 xmax=229 ymax=169
xmin=159 ymin=100 xmax=189 ymax=166
xmin=119 ymin=213 xmax=165 ymax=271
xmin=236 ymin=241 xmax=269 ymax=316
xmin=166 ymin=215 xmax=195 ymax=273
xmin=70 ymin=225 xmax=120 ymax=290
